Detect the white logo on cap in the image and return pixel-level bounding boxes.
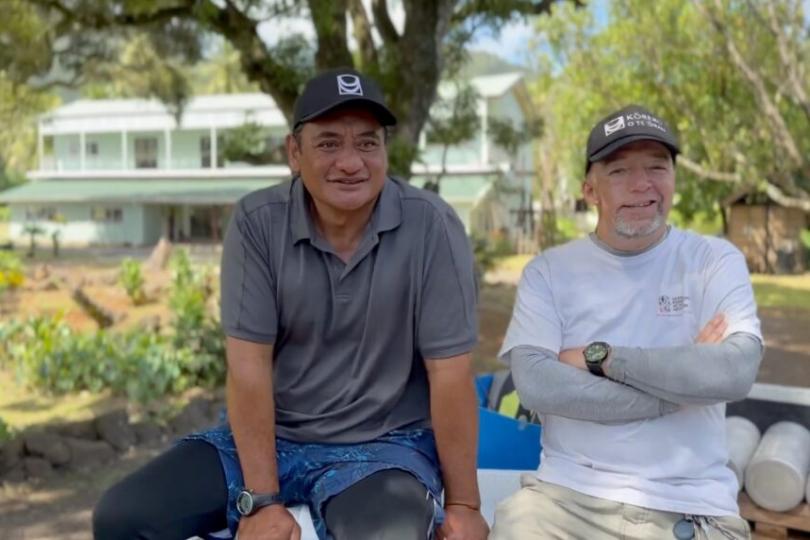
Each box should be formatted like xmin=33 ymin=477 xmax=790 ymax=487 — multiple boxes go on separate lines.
xmin=604 ymin=116 xmax=626 ymax=136
xmin=337 ymin=74 xmax=363 ymax=96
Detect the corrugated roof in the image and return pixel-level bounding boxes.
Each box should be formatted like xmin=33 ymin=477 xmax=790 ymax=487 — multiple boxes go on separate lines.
xmin=0 ymin=179 xmax=279 ymax=205
xmin=48 ymin=94 xmax=279 ymax=119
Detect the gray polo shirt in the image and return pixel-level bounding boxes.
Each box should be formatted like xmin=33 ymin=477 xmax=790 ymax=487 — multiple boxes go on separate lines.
xmin=220 ymin=177 xmax=478 ymax=443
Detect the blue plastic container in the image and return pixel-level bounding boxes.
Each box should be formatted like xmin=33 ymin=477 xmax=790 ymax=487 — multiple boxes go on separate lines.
xmin=475 ymin=374 xmax=542 ymax=470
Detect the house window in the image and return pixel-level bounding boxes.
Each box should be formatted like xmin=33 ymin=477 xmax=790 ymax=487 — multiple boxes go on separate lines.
xmin=91 ymin=207 xmax=123 ymax=223
xmin=134 ymin=137 xmax=158 ymax=169
xmin=86 ymin=141 xmax=99 ymax=156
xmin=26 ymin=207 xmax=58 ymax=221
xmin=200 ymin=135 xmax=224 ymax=167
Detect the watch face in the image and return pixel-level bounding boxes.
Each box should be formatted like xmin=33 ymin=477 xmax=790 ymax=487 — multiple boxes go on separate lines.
xmin=584 ymin=342 xmax=609 ymax=363
xmin=236 ymin=490 xmax=254 ymax=516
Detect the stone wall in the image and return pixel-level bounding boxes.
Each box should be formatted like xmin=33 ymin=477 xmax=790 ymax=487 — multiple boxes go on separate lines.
xmin=0 ymin=395 xmax=224 ymax=484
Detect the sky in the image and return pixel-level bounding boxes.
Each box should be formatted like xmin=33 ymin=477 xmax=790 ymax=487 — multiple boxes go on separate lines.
xmin=467 ymin=0 xmax=608 ymax=67
xmin=257 ymin=0 xmax=609 ymax=70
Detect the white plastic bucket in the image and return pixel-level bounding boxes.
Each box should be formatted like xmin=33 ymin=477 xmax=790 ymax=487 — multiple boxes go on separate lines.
xmin=726 ymin=416 xmax=761 ymax=491
xmin=745 ymin=421 xmax=810 ymax=512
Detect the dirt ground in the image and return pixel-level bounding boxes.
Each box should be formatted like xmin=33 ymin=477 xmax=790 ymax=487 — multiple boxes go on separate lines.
xmin=1 ymin=262 xmax=810 ymax=539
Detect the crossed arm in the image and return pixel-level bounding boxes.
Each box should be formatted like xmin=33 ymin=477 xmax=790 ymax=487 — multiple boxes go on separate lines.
xmin=508 ymin=315 xmax=763 ymax=424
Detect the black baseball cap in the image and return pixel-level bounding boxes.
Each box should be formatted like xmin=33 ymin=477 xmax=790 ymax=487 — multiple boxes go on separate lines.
xmin=585 ymin=105 xmax=679 ymax=171
xmin=292 ymin=68 xmax=397 ymax=130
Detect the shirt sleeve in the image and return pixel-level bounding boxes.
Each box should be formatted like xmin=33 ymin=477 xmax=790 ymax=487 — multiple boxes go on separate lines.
xmin=499 ymin=256 xmax=564 ymax=361
xmin=219 ymin=201 xmax=278 ymax=344
xmin=701 ymin=240 xmax=762 ymax=341
xmin=417 ymin=205 xmax=478 ymax=359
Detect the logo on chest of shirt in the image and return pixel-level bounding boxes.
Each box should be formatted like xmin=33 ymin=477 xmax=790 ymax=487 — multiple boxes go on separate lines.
xmin=657 ymin=294 xmax=691 ymax=316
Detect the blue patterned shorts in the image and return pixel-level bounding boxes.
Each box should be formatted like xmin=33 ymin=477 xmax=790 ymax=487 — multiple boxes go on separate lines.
xmin=184 ymin=425 xmax=444 ymax=540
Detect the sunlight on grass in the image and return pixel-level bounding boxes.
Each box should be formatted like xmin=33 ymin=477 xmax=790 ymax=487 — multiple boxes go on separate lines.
xmin=494 ymin=254 xmax=534 ymax=274
xmin=751 ymin=273 xmax=810 ymax=310
xmin=0 ymin=369 xmax=118 ymax=431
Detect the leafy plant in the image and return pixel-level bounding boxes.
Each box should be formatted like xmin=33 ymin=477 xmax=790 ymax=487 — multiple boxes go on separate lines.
xmin=0 ymin=416 xmax=13 ymax=443
xmin=119 ymin=258 xmax=147 ymax=305
xmin=0 ymin=251 xmax=24 ymax=292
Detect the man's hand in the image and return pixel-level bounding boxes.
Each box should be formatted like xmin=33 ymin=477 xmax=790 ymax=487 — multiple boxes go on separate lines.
xmin=696 ymin=313 xmax=727 ymax=344
xmin=438 ymin=504 xmax=489 ymax=540
xmin=558 ymin=346 xmax=587 ymax=370
xmin=237 ymin=505 xmax=301 ymax=540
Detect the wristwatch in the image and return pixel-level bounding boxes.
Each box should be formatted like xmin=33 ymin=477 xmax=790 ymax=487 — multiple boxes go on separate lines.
xmin=583 ymin=341 xmax=611 ymax=377
xmin=235 ymin=489 xmax=285 ymax=516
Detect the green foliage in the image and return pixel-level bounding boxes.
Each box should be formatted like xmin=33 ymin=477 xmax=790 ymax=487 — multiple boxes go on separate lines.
xmin=553 ymin=216 xmax=581 ymax=244
xmin=119 ymin=258 xmax=146 ymax=305
xmin=801 ymin=229 xmax=810 ymax=266
xmin=472 ymin=234 xmax=514 ymax=275
xmin=532 ymin=0 xmax=810 ymax=216
xmin=0 ymin=415 xmax=13 ymax=443
xmin=0 ymin=249 xmax=226 ymax=403
xmin=0 ymin=251 xmax=24 ymax=292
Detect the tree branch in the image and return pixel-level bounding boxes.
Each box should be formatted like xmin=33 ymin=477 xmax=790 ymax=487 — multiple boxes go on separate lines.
xmin=347 ymin=0 xmax=378 ymax=69
xmin=696 ymin=0 xmax=803 ymax=175
xmin=308 ymin=0 xmax=354 ymax=69
xmin=31 ymin=0 xmax=195 ymax=28
xmin=198 ymin=0 xmax=303 ymax=125
xmin=371 ymin=0 xmax=399 ymax=45
xmin=677 ymin=156 xmax=740 ymax=183
xmin=765 ymin=183 xmax=810 ymax=212
xmin=760 ymin=1 xmax=810 ymax=122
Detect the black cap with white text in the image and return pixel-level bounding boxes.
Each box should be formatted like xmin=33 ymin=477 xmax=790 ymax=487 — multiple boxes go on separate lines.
xmin=585 ymin=105 xmax=679 ymax=171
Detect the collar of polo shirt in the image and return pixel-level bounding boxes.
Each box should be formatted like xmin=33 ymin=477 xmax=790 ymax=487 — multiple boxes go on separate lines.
xmin=290 ymin=176 xmax=402 ymax=244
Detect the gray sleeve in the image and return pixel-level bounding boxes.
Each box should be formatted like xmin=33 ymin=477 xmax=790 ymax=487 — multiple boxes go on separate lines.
xmin=510 ymin=345 xmax=679 ymax=423
xmin=418 ymin=205 xmax=478 ymax=359
xmin=220 ymin=202 xmax=278 ymax=344
xmin=606 ymin=332 xmax=762 ymax=405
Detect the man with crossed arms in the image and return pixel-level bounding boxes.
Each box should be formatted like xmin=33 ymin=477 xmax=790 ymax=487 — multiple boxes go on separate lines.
xmin=491 ymin=105 xmax=762 ymax=540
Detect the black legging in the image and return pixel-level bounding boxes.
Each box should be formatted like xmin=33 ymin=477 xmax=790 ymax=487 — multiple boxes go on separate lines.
xmin=93 ymin=440 xmax=434 ymax=540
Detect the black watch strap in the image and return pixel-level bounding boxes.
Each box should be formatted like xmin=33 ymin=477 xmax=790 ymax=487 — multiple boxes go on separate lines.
xmin=583 ymin=341 xmax=611 ymax=377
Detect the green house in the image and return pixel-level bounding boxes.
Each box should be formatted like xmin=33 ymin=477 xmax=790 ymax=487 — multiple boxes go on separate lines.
xmin=1 ymin=73 xmax=535 ymax=246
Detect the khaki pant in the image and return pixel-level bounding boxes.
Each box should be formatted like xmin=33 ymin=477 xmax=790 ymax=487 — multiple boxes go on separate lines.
xmin=489 ymin=476 xmax=751 ymax=540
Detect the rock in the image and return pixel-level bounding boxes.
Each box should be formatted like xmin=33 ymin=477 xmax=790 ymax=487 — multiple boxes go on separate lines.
xmin=145 ymin=237 xmax=173 ymax=271
xmin=42 ymin=278 xmax=61 ymax=291
xmin=132 ymin=421 xmax=164 ymax=445
xmin=2 ymin=463 xmax=26 ymax=483
xmin=144 ymin=283 xmax=164 ymax=303
xmin=95 ymin=410 xmax=135 ymax=452
xmin=137 ymin=314 xmax=162 ymax=333
xmin=32 ymin=264 xmax=50 ymax=281
xmin=63 ymin=437 xmax=116 ymax=471
xmin=170 ymin=398 xmax=213 ymax=436
xmin=55 ymin=419 xmax=98 ymax=440
xmin=23 ymin=431 xmax=71 ymax=466
xmin=23 ymin=457 xmax=53 ymax=479
xmin=1 ymin=436 xmax=24 ymax=473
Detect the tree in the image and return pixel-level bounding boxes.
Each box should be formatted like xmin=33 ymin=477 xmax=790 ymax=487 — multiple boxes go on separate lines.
xmin=530 ymin=0 xmax=810 ymax=224
xmin=4 ymin=0 xmax=580 ymax=176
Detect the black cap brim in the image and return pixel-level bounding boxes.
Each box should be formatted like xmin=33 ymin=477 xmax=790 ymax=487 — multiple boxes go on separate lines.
xmin=589 ymin=134 xmax=680 ymax=163
xmin=294 ymin=98 xmax=397 ymax=130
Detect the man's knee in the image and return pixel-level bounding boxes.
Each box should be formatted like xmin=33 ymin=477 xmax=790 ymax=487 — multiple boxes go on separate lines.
xmin=325 ymin=469 xmax=434 ymax=539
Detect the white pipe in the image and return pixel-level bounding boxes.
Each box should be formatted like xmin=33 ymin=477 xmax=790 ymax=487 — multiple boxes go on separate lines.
xmin=745 ymin=421 xmax=810 ymax=512
xmin=726 ymin=416 xmax=760 ymax=491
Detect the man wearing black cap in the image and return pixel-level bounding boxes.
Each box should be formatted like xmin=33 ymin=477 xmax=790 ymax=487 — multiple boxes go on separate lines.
xmin=491 ymin=105 xmax=762 ymax=539
xmin=93 ymin=69 xmax=488 ymax=540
